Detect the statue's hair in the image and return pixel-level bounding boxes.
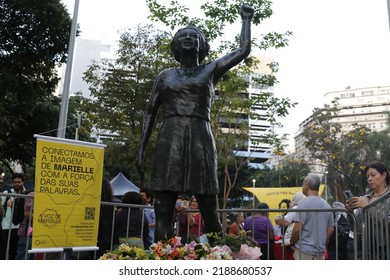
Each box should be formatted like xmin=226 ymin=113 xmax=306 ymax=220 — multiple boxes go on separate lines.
xmin=170 ymin=25 xmax=210 ymax=63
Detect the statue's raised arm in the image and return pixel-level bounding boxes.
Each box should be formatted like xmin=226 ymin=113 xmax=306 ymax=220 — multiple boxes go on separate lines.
xmin=213 ymin=3 xmax=255 ymax=83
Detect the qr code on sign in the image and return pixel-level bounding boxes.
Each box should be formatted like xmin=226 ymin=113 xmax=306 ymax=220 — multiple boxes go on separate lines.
xmin=84 ymin=207 xmax=95 ymax=220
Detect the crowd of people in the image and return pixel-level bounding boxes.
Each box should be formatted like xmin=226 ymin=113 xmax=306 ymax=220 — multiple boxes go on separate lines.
xmin=1 ymin=160 xmax=389 ymax=260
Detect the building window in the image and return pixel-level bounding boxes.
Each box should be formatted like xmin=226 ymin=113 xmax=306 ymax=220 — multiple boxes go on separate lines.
xmin=340 ymin=92 xmax=355 ymax=98
xmin=361 ymin=90 xmax=374 ymax=96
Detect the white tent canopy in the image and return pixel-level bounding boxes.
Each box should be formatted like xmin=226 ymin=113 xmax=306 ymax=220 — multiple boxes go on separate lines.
xmin=110 ymin=172 xmax=140 ymax=196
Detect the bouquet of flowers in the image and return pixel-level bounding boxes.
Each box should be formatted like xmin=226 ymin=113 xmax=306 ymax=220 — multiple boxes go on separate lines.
xmin=99 ymin=243 xmax=149 ymax=260
xmin=99 ymin=232 xmax=261 ymax=260
xmin=149 ymin=236 xmax=232 ymax=260
xmin=208 ymin=231 xmax=262 ymax=260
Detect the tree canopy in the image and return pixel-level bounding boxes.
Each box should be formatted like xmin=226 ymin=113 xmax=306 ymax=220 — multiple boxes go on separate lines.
xmin=0 ymin=0 xmax=73 ymax=172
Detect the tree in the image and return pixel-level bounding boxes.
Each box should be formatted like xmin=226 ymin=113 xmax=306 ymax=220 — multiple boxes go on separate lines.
xmin=146 ymin=0 xmax=296 ymax=210
xmin=0 ymin=0 xmax=73 ymax=171
xmin=301 ymin=99 xmax=373 ymax=201
xmin=250 ymin=158 xmax=310 ymax=188
xmin=365 ymin=127 xmax=390 ymax=164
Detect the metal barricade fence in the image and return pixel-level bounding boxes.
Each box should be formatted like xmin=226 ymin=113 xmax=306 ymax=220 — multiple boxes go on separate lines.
xmin=5 ymin=192 xmax=390 ymax=260
xmin=217 ymin=208 xmax=358 ymax=260
xmin=0 ymin=193 xmax=151 ymax=260
xmin=361 ymin=191 xmax=390 ymax=260
xmin=0 ymin=191 xmax=33 ymax=260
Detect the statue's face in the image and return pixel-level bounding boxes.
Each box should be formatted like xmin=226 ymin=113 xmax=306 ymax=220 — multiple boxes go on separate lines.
xmin=177 ymin=28 xmax=200 ymax=53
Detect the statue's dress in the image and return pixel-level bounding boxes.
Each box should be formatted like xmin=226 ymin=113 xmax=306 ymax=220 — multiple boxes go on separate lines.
xmin=149 ymin=64 xmax=219 ymax=195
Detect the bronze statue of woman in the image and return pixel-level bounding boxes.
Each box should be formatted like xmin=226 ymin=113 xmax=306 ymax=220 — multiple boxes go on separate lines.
xmin=136 ymin=3 xmax=254 ymax=243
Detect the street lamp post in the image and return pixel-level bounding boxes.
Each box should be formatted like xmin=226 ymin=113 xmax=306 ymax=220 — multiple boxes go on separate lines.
xmin=252 ymin=178 xmax=256 ymax=209
xmin=75 ymin=112 xmax=81 ymax=140
xmin=57 ymin=0 xmax=80 ymax=138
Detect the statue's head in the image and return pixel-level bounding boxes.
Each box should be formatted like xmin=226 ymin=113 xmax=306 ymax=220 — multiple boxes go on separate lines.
xmin=171 ymin=25 xmax=210 ymax=63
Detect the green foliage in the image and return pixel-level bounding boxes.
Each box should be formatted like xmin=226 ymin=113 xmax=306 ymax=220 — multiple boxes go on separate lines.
xmin=252 ymin=158 xmax=311 ymax=187
xmin=0 ymin=0 xmax=72 ymax=171
xmin=207 ymin=230 xmax=258 ymax=252
xmin=260 ymin=31 xmax=293 ymax=50
xmin=365 ymin=127 xmax=390 ymax=164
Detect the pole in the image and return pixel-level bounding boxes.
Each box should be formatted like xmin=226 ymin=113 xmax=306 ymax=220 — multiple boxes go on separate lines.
xmin=75 ymin=112 xmax=81 ymax=140
xmin=325 ymin=171 xmax=328 ymax=202
xmin=252 ymin=178 xmax=256 ymax=209
xmin=387 ymin=0 xmax=390 ymax=30
xmin=57 ymin=0 xmax=80 ymax=138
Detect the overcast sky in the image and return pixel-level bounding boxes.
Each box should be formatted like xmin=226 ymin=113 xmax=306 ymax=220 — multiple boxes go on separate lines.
xmin=62 ymin=0 xmax=390 ymax=151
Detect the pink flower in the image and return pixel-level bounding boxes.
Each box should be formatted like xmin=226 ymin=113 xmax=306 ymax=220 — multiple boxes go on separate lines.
xmin=207 ymin=245 xmax=233 ymax=260
xmin=184 ymin=250 xmax=198 ymax=260
xmin=237 ymin=244 xmax=262 ymax=260
xmin=220 ymin=245 xmax=233 ymax=255
xmin=184 ymin=240 xmax=197 ymax=251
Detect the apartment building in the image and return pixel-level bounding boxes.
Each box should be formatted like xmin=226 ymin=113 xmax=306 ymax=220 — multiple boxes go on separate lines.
xmin=324 ymin=85 xmax=390 ymax=132
xmin=56 ymin=38 xmax=113 ymax=98
xmin=294 ymin=85 xmax=390 ymax=166
xmin=234 ymin=56 xmax=274 ymax=167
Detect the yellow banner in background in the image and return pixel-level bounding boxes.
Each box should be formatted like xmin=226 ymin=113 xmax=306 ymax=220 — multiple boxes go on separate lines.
xmin=243 ymin=185 xmax=325 ymax=224
xmin=33 ymin=135 xmax=105 ymax=249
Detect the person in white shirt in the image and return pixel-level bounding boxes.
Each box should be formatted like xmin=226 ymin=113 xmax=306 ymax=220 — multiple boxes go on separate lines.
xmin=1 ymin=173 xmax=26 ymax=259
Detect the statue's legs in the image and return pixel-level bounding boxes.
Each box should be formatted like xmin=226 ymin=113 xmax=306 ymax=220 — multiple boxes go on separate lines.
xmin=153 ymin=191 xmax=178 ymax=242
xmin=195 ymin=194 xmax=222 ymax=234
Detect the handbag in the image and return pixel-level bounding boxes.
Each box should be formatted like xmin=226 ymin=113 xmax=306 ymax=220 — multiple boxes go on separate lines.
xmin=283 ymin=222 xmax=295 ymax=246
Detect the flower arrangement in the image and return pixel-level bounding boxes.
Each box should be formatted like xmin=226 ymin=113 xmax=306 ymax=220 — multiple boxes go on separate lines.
xmin=99 ymin=231 xmax=261 ymax=260
xmin=149 ymin=236 xmax=233 ymax=260
xmin=99 ymin=243 xmax=149 ymax=260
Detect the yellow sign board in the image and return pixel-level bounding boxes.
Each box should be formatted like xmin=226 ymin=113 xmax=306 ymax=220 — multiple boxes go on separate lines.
xmin=33 ymin=135 xmax=105 ymax=249
xmin=243 ymin=185 xmax=325 ymax=224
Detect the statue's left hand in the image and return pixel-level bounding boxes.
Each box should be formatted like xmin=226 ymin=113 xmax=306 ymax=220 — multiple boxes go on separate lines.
xmin=240 ymin=3 xmax=255 ymax=20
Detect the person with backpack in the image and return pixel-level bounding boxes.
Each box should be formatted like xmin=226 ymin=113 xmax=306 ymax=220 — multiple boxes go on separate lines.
xmin=0 ymin=173 xmax=26 ymax=260
xmin=326 ymin=202 xmax=350 ymax=260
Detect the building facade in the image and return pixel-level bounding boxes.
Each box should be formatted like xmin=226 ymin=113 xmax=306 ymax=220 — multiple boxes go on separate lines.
xmin=324 ymin=85 xmax=390 ymax=132
xmin=294 ymin=85 xmax=390 ymax=168
xmin=56 ymin=38 xmax=113 ymax=98
xmin=235 ymin=56 xmax=274 ymax=168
